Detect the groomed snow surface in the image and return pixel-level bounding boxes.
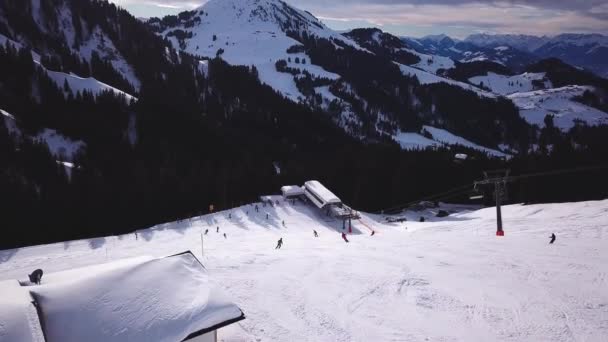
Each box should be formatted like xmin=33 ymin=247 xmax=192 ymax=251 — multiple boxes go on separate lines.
xmin=1 ymin=197 xmax=607 ymax=341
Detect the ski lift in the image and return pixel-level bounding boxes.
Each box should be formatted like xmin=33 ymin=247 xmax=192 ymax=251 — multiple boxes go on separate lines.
xmin=469 ymin=183 xmax=484 ymax=200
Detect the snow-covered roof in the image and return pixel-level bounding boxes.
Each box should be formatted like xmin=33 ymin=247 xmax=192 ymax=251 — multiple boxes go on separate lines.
xmin=0 ymin=280 xmax=45 ymax=342
xmin=1 ymin=252 xmax=244 ymax=342
xmin=281 ymin=185 xmax=305 ymax=197
xmin=304 ymin=180 xmax=341 ymax=208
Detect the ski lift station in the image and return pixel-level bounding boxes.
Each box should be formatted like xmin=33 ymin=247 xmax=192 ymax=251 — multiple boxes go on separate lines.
xmin=0 ymin=251 xmax=244 ymax=342
xmin=280 ymin=180 xmax=359 ymax=220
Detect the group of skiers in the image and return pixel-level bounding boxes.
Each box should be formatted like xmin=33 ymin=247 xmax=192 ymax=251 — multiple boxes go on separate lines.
xmin=274 ymin=227 xmax=379 ymax=248
xmin=204 ymin=227 xmax=227 ymax=239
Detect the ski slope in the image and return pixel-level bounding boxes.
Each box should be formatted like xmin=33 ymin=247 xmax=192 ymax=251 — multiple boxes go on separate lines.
xmin=469 ymin=72 xmax=551 ymax=95
xmin=1 ymin=198 xmax=608 ymax=341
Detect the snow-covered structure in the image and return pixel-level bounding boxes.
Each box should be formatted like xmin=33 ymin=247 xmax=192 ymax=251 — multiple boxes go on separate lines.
xmin=303 ymin=180 xmax=341 ymax=209
xmin=0 ymin=252 xmax=244 ymax=342
xmin=281 ymin=185 xmax=305 ymax=199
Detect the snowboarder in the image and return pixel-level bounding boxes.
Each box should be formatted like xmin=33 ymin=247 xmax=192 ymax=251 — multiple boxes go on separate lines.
xmin=549 ymin=233 xmax=556 ymax=244
xmin=313 ymin=230 xmax=318 ymax=237
xmin=28 ymin=269 xmax=43 ymax=285
xmin=371 ymin=231 xmax=375 ymax=236
xmin=204 ymin=229 xmax=209 ymax=235
xmin=341 ymin=233 xmax=349 ymax=243
xmin=275 ymin=238 xmax=283 ymax=249
xmin=224 ymin=233 xmax=227 ymax=239
xmin=216 ymin=226 xmax=219 ymax=233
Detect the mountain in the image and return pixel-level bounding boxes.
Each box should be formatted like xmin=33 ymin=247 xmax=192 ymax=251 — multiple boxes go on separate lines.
xmin=150 ymin=1 xmax=531 ymax=152
xmin=465 ymin=33 xmax=608 ymax=78
xmin=0 ymin=0 xmax=607 ymax=249
xmin=403 ymin=35 xmax=537 ymax=72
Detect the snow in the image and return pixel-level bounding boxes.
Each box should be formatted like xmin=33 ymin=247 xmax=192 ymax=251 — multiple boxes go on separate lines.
xmin=405 ymin=48 xmax=455 ymax=74
xmin=397 ymin=63 xmax=495 ymax=97
xmin=494 ymin=46 xmax=510 ymax=51
xmin=393 ymin=131 xmax=440 ymax=150
xmin=1 ymin=197 xmax=608 ymax=341
xmin=35 ymin=129 xmax=85 ymax=161
xmin=0 ymin=280 xmax=45 ymax=342
xmin=77 ymin=26 xmax=141 ymax=92
xmin=45 ymin=69 xmax=137 ymax=101
xmin=393 ymin=126 xmax=507 ymax=157
xmin=1 ymin=108 xmax=21 ymax=137
xmin=281 ymin=185 xmax=304 ymax=197
xmin=19 ymin=253 xmax=243 ymax=342
xmin=304 ymin=180 xmax=341 ymax=204
xmin=423 ymin=126 xmax=508 ymax=157
xmin=508 ymin=86 xmax=608 ymax=130
xmin=159 ymin=0 xmax=361 ymax=101
xmin=469 ymin=72 xmax=551 ymax=95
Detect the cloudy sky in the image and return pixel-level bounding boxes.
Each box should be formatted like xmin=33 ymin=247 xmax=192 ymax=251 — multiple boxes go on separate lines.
xmin=110 ymin=0 xmax=608 ymax=38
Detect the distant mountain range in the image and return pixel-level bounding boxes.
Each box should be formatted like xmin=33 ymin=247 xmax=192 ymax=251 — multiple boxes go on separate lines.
xmin=404 ymin=33 xmax=608 ymax=78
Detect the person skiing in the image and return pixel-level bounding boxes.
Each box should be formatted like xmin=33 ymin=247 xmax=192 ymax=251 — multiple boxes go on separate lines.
xmin=266 ymin=213 xmax=269 ymax=220
xmin=549 ymin=233 xmax=556 ymax=244
xmin=313 ymin=230 xmax=318 ymax=237
xmin=216 ymin=226 xmax=219 ymax=233
xmin=223 ymin=233 xmax=227 ymax=239
xmin=275 ymin=238 xmax=283 ymax=249
xmin=341 ymin=233 xmax=349 ymax=243
xmin=282 ymin=220 xmax=285 ymax=227
xmin=371 ymin=231 xmax=375 ymax=236
xmin=255 ymin=204 xmax=259 ymax=212
xmin=204 ymin=229 xmax=209 ymax=235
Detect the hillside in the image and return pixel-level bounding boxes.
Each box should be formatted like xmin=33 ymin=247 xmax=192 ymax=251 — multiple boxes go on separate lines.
xmin=1 ymin=198 xmax=607 ymax=341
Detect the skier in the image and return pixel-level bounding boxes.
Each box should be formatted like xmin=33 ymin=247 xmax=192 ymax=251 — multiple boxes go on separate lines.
xmin=216 ymin=226 xmax=219 ymax=233
xmin=341 ymin=233 xmax=349 ymax=243
xmin=224 ymin=233 xmax=227 ymax=239
xmin=228 ymin=213 xmax=232 ymax=220
xmin=255 ymin=204 xmax=259 ymax=212
xmin=549 ymin=233 xmax=556 ymax=244
xmin=313 ymin=230 xmax=318 ymax=237
xmin=282 ymin=220 xmax=285 ymax=227
xmin=371 ymin=231 xmax=375 ymax=236
xmin=275 ymin=238 xmax=283 ymax=249
xmin=266 ymin=213 xmax=269 ymax=220
xmin=204 ymin=229 xmax=209 ymax=235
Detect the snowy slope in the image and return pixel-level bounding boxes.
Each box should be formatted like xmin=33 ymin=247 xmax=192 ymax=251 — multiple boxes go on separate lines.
xmin=45 ymin=69 xmax=137 ymax=101
xmin=1 ymin=108 xmax=85 ymax=161
xmin=158 ymin=0 xmax=360 ymax=101
xmin=393 ymin=125 xmax=507 ymax=157
xmin=397 ymin=63 xmax=495 ymax=97
xmin=1 ymin=198 xmax=607 ymax=341
xmin=469 ymin=72 xmax=552 ymax=95
xmin=508 ymin=86 xmax=608 ymax=130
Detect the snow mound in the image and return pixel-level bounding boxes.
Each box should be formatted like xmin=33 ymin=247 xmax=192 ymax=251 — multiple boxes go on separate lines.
xmin=28 ymin=253 xmax=243 ymax=342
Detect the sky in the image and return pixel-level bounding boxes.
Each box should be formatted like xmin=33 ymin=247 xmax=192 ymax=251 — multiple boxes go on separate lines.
xmin=109 ymin=0 xmax=608 ymax=38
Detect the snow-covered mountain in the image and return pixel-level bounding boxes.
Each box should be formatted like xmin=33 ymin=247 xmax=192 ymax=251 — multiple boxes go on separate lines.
xmin=150 ymin=1 xmax=529 ymax=154
xmin=403 ymin=35 xmax=536 ymax=72
xmin=465 ymin=33 xmax=608 ymax=78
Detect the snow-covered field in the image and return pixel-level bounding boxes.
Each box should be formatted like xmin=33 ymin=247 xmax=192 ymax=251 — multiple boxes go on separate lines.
xmin=469 ymin=72 xmax=551 ymax=95
xmin=508 ymin=86 xmax=608 ymax=130
xmin=393 ymin=125 xmax=507 ymax=157
xmin=2 ymin=197 xmax=607 ymax=341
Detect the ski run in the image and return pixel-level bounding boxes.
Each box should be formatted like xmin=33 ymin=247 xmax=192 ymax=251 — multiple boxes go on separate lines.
xmin=1 ymin=197 xmax=607 ymax=341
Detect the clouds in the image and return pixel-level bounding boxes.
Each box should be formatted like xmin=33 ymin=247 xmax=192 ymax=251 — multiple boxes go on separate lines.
xmin=109 ymin=0 xmax=608 ymax=37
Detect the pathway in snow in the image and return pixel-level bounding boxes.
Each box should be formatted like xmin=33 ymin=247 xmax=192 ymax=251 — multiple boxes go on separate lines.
xmin=1 ymin=199 xmax=607 ymax=341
